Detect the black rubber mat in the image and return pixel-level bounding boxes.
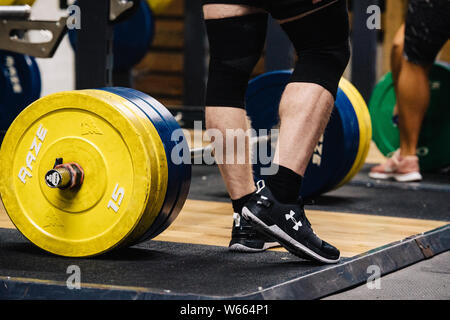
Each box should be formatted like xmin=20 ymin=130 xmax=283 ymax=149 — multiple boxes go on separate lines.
xmin=189 ymin=164 xmax=450 ymax=221
xmin=1 ymin=225 xmax=448 ymax=299
xmin=0 ymin=228 xmax=331 ymax=297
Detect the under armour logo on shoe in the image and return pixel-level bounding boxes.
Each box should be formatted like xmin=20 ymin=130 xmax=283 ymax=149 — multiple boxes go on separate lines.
xmin=285 ymin=210 xmax=302 ymax=231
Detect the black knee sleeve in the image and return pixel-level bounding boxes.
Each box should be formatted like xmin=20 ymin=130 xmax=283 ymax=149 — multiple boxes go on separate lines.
xmin=205 ymin=13 xmax=267 ymax=108
xmin=290 ymin=41 xmax=350 ymax=98
xmin=281 ymin=0 xmax=350 ymax=98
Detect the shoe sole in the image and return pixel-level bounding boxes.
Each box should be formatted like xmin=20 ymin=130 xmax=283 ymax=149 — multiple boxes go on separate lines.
xmin=242 ymin=207 xmax=340 ymax=264
xmin=228 ymin=242 xmax=280 ymax=253
xmin=369 ymin=171 xmax=422 ymax=182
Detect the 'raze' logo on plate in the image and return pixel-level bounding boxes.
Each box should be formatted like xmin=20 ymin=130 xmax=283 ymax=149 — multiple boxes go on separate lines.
xmin=18 ymin=125 xmax=48 ymax=184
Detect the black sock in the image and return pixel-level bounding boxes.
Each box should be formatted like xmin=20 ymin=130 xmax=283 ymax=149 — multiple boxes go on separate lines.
xmin=231 ymin=192 xmax=255 ymax=214
xmin=265 ymin=165 xmax=303 ymax=204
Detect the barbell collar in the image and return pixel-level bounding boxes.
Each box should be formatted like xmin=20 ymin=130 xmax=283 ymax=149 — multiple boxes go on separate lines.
xmin=45 ymin=162 xmax=84 ymax=190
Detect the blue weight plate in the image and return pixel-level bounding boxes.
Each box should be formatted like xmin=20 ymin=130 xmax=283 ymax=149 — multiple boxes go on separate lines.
xmin=69 ymin=0 xmax=154 ymax=71
xmin=245 ymin=70 xmax=289 ymax=132
xmin=245 ymin=70 xmax=357 ymax=198
xmin=322 ymin=87 xmax=359 ymax=192
xmin=103 ymin=87 xmax=191 ymax=241
xmin=128 ymin=89 xmax=191 ymax=240
xmin=113 ymin=0 xmax=154 ymax=71
xmin=0 ymin=51 xmax=41 ymax=134
xmin=102 ymin=87 xmax=179 ymax=243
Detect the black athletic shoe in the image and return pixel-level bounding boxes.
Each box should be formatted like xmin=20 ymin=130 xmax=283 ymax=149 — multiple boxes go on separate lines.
xmin=242 ymin=181 xmax=340 ymax=264
xmin=229 ymin=212 xmax=280 ymax=253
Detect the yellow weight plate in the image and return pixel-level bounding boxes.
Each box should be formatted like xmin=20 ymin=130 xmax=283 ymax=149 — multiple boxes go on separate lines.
xmin=337 ymin=79 xmax=371 ymax=187
xmin=337 ymin=78 xmax=372 ymax=187
xmin=14 ymin=0 xmax=36 ymax=5
xmin=0 ymin=0 xmax=16 ymax=5
xmin=147 ymin=0 xmax=173 ymax=15
xmin=0 ymin=91 xmax=153 ymax=257
xmin=345 ymin=78 xmax=373 ymax=162
xmin=85 ymin=90 xmax=168 ymax=246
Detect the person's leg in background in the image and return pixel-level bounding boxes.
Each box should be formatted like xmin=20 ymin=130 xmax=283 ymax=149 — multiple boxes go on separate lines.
xmin=370 ymin=0 xmax=449 ymax=182
xmin=390 ymin=23 xmax=431 ymax=158
xmin=390 ymin=24 xmax=405 ymax=121
xmin=391 ymin=24 xmax=405 ymax=90
xmin=203 ymin=3 xmax=279 ymax=252
xmin=398 ymin=0 xmax=450 ymax=160
xmin=396 ymin=61 xmax=431 ymax=158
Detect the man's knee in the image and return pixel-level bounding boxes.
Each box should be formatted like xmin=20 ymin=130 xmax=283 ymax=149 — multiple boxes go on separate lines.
xmin=279 ymin=0 xmax=350 ymax=98
xmin=206 ymin=56 xmax=258 ymax=108
xmin=203 ymin=3 xmax=264 ymax=19
xmin=205 ymin=13 xmax=267 ymax=108
xmin=290 ymin=40 xmax=350 ymax=98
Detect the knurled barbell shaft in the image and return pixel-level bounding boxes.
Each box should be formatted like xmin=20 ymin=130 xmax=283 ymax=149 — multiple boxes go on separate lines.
xmin=189 ymin=133 xmax=275 ymax=162
xmin=0 ymin=5 xmax=31 ymax=19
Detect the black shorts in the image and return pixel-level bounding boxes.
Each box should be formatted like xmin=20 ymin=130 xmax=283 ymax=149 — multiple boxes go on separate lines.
xmin=404 ymin=0 xmax=450 ymax=65
xmin=203 ymin=0 xmax=349 ymax=105
xmin=202 ymin=0 xmax=339 ymax=20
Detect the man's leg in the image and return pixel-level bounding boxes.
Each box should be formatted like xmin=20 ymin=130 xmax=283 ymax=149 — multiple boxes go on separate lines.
xmin=205 ymin=107 xmax=254 ymax=200
xmin=276 ymin=82 xmax=334 ymax=176
xmin=266 ymin=0 xmax=350 ymax=203
xmin=264 ymin=83 xmax=334 ymax=203
xmin=262 ymin=0 xmax=349 ymax=183
xmin=203 ymin=4 xmax=279 ymax=252
xmin=203 ymin=4 xmax=265 ymax=201
xmin=242 ymin=0 xmax=350 ymax=263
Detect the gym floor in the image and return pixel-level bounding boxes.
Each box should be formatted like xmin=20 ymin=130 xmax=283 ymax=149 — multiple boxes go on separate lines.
xmin=0 ymin=142 xmax=449 ymax=299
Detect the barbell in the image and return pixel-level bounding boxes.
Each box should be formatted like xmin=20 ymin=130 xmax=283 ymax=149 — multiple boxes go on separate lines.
xmin=0 ymin=0 xmax=35 ymax=5
xmin=0 ymin=72 xmax=371 ymax=257
xmin=12 ymin=0 xmax=35 ymax=5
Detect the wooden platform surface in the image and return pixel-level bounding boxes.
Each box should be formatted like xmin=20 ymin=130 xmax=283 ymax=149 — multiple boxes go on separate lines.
xmin=184 ymin=128 xmax=387 ymax=165
xmin=1 ymin=198 xmax=445 ymax=258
